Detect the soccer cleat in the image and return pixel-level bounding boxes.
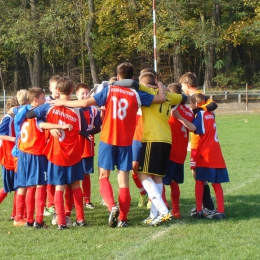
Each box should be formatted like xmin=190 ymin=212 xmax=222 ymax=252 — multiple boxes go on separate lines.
xmin=57 ymin=224 xmax=68 ymax=230
xmin=73 ymin=220 xmax=87 ymax=227
xmin=149 ymin=212 xmax=172 ymax=226
xmin=147 ymin=199 xmax=151 ymax=209
xmin=206 ymin=211 xmax=226 ymax=220
xmin=203 ymin=208 xmax=215 ymax=217
xmin=117 ymin=220 xmax=128 ymax=228
xmin=190 ymin=207 xmax=197 ymax=214
xmin=33 ymin=221 xmax=48 ymax=229
xmin=52 ymin=212 xmax=57 ymax=225
xmin=25 ymin=221 xmax=34 ymax=227
xmin=44 ymin=206 xmax=55 ymax=216
xmin=9 ymin=216 xmax=15 ymax=221
xmin=172 ymin=212 xmax=181 ymax=219
xmin=108 ymin=206 xmax=119 ymax=228
xmin=143 ymin=216 xmax=154 ymax=224
xmin=13 ymin=219 xmax=26 ymax=227
xmin=85 ymin=202 xmax=95 ymax=209
xmin=138 ymin=194 xmax=148 ymax=208
xmin=100 ymin=199 xmax=107 ymax=206
xmin=191 ymin=210 xmax=204 ymax=218
xmin=66 ymin=216 xmax=72 ymax=227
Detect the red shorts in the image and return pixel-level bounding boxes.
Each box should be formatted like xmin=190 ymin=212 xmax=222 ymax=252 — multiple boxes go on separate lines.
xmin=190 ymin=149 xmax=197 ymax=170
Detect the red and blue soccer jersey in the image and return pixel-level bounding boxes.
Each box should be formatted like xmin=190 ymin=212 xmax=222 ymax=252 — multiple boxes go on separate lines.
xmin=80 ymin=106 xmax=101 ymax=158
xmin=193 ymin=111 xmax=226 ymax=168
xmin=18 ymin=117 xmax=46 ymax=155
xmin=44 ymin=106 xmax=82 ymax=166
xmin=0 ymin=115 xmax=15 ymax=170
xmin=169 ymin=104 xmax=194 ymax=164
xmin=94 ymin=85 xmax=150 ymax=146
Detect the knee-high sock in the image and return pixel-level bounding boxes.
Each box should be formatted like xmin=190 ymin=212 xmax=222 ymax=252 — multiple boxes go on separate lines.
xmin=0 ymin=188 xmax=8 ymax=204
xmin=132 ymin=172 xmax=146 ymax=195
xmin=46 ymin=184 xmax=55 ymax=208
xmin=35 ymin=186 xmax=47 ymax=223
xmin=26 ymin=187 xmax=36 ymax=223
xmin=203 ymin=182 xmax=215 ymax=210
xmin=161 ymin=185 xmax=170 ymax=208
xmin=170 ymin=181 xmax=180 ymax=214
xmin=82 ymin=174 xmax=91 ymax=204
xmin=72 ymin=187 xmax=84 ymax=222
xmin=212 ymin=183 xmax=224 ymax=213
xmin=195 ymin=180 xmax=204 ymax=212
xmin=15 ymin=194 xmax=26 ymax=221
xmin=54 ymin=190 xmax=66 ymax=226
xmin=11 ymin=191 xmax=17 ymax=218
xmin=65 ymin=187 xmax=73 ymax=217
xmin=99 ymin=177 xmax=116 ymax=211
xmin=141 ymin=178 xmax=168 ymax=216
xmin=118 ymin=187 xmax=131 ymax=222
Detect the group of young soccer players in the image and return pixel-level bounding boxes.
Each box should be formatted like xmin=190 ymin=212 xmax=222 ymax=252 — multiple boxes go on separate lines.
xmin=0 ymin=62 xmax=229 ymax=230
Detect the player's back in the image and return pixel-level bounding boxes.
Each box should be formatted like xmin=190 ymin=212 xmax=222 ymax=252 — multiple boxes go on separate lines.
xmin=44 ymin=106 xmax=82 ymax=166
xmin=0 ymin=114 xmax=15 ymax=170
xmin=169 ymin=104 xmax=194 ymax=163
xmin=99 ymin=85 xmax=140 ymax=146
xmin=196 ymin=111 xmax=226 ymax=168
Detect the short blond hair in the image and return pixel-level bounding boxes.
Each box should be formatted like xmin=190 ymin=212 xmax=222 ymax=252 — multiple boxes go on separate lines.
xmin=16 ymin=89 xmax=28 ymax=105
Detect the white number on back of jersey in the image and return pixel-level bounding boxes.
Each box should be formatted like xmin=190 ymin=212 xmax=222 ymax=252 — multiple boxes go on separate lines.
xmin=58 ymin=120 xmax=66 ymax=142
xmin=181 ymin=125 xmax=188 ymax=138
xmin=21 ymin=122 xmax=30 ymax=143
xmin=213 ymin=122 xmax=219 ymax=142
xmin=111 ymin=97 xmax=129 ymax=120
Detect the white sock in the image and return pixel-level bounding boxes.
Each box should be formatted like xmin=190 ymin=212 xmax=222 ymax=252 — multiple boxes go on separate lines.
xmin=142 ymin=178 xmax=168 ymax=216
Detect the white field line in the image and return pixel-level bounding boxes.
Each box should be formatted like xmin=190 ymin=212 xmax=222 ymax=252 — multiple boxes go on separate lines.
xmin=116 ymin=223 xmax=178 ymax=260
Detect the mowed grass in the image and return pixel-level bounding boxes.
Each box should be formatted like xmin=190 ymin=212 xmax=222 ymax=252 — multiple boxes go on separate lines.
xmin=0 ymin=113 xmax=260 ymax=259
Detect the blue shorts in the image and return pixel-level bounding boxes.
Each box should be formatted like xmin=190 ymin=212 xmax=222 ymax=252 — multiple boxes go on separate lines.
xmin=196 ymin=167 xmax=230 ymax=183
xmin=132 ymin=140 xmax=142 ymax=162
xmin=163 ymin=160 xmax=184 ymax=185
xmin=2 ymin=166 xmax=17 ymax=193
xmin=98 ymin=141 xmax=132 ymax=171
xmin=47 ymin=161 xmax=84 ymax=185
xmin=81 ymin=157 xmax=94 ymax=174
xmin=17 ymin=151 xmax=48 ymax=187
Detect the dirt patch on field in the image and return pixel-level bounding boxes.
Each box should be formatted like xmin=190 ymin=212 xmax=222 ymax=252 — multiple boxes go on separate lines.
xmin=215 ymin=102 xmax=260 ymax=115
xmin=0 ymin=102 xmax=260 ymax=118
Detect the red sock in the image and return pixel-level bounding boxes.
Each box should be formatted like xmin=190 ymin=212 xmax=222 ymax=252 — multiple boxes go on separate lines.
xmin=35 ymin=186 xmax=47 ymax=223
xmin=118 ymin=187 xmax=131 ymax=222
xmin=26 ymin=187 xmax=36 ymax=223
xmin=212 ymin=183 xmax=224 ymax=213
xmin=11 ymin=191 xmax=17 ymax=218
xmin=54 ymin=190 xmax=66 ymax=226
xmin=170 ymin=181 xmax=180 ymax=214
xmin=65 ymin=187 xmax=73 ymax=217
xmin=82 ymin=174 xmax=91 ymax=204
xmin=195 ymin=180 xmax=204 ymax=212
xmin=162 ymin=185 xmax=170 ymax=208
xmin=0 ymin=188 xmax=8 ymax=204
xmin=47 ymin=184 xmax=55 ymax=208
xmin=72 ymin=187 xmax=84 ymax=222
xmin=15 ymin=194 xmax=26 ymax=221
xmin=99 ymin=177 xmax=116 ymax=211
xmin=132 ymin=172 xmax=146 ymax=195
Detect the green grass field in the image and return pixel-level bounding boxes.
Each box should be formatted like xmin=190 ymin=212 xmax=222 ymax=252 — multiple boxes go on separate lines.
xmin=0 ymin=114 xmax=260 ymax=259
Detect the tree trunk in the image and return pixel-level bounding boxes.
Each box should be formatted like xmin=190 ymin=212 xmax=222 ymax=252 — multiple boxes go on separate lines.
xmin=14 ymin=52 xmax=20 ymax=92
xmin=85 ymin=0 xmax=99 ymax=84
xmin=173 ymin=49 xmax=182 ymax=83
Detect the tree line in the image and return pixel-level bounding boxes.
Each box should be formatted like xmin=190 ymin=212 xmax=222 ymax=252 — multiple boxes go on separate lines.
xmin=0 ymin=0 xmax=260 ymax=93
